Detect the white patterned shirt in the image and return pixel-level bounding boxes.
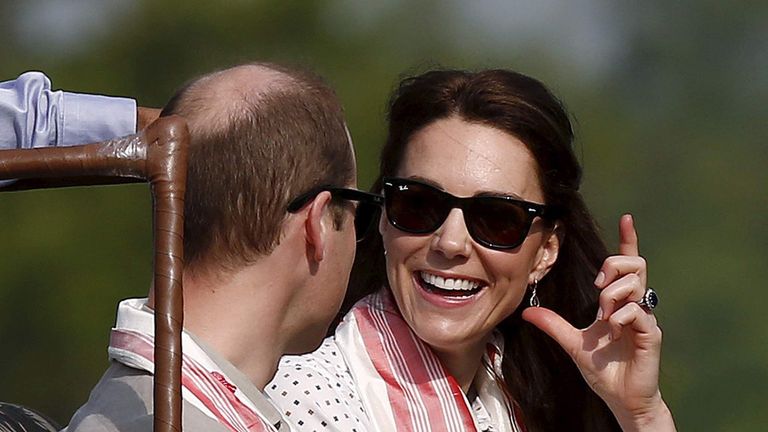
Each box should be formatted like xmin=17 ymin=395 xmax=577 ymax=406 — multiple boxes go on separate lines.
xmin=267 ymin=337 xmax=499 ymax=432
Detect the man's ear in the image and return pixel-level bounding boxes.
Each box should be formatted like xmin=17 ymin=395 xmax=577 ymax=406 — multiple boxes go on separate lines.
xmin=305 ymin=191 xmax=334 ymax=262
xmin=530 ymin=225 xmax=562 ymax=284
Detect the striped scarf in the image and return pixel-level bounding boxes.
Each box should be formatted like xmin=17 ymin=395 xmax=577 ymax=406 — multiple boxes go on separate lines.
xmin=108 ymin=299 xmax=273 ymax=432
xmin=335 ymin=290 xmax=527 ymax=432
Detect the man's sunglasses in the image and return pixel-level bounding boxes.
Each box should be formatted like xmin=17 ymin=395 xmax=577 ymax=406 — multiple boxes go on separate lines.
xmin=382 ymin=177 xmax=560 ymax=250
xmin=287 ymin=186 xmax=383 ymax=241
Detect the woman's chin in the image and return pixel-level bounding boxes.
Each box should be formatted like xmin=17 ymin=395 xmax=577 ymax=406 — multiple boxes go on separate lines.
xmin=409 ymin=318 xmax=487 ymax=354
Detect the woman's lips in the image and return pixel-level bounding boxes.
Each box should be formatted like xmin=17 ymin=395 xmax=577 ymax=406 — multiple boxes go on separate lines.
xmin=413 ymin=271 xmax=486 ymax=307
xmin=420 ymin=271 xmax=482 ymax=294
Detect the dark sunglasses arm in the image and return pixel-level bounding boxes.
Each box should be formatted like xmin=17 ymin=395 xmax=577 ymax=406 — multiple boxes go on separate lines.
xmin=329 ymin=188 xmax=384 ymax=206
xmin=287 ymin=186 xmax=383 ymax=213
xmin=287 ymin=187 xmax=324 ymax=212
xmin=537 ymin=204 xmax=564 ymax=220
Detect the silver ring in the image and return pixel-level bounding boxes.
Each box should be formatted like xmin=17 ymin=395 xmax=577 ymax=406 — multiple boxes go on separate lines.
xmin=637 ymin=287 xmax=659 ymax=311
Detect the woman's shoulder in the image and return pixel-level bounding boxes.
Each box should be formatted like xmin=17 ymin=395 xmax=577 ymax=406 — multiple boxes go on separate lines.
xmin=267 ymin=336 xmax=369 ymax=431
xmin=279 ymin=336 xmax=349 ymax=372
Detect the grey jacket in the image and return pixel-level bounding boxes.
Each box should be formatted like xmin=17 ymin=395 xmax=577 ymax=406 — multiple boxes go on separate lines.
xmin=63 ymin=362 xmax=228 ymax=432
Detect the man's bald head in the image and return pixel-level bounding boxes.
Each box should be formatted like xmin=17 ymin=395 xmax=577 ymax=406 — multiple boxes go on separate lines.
xmin=164 ymin=64 xmax=293 ymax=139
xmin=161 ymin=63 xmax=355 ymax=275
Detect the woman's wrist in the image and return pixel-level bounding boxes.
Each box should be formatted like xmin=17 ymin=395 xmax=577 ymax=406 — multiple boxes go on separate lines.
xmin=612 ymin=395 xmax=676 ymax=432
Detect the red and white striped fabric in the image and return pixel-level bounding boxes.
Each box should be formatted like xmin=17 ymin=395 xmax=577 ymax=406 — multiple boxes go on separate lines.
xmin=108 ymin=299 xmax=274 ymax=432
xmin=335 ymin=291 xmax=526 ymax=432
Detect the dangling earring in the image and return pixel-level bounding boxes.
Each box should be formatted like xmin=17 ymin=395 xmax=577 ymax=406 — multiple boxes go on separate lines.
xmin=529 ymin=278 xmax=540 ymax=307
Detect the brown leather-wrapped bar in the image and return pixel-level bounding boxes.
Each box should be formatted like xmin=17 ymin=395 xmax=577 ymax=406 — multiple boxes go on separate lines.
xmin=0 ymin=116 xmax=189 ymax=432
xmin=0 ymin=134 xmax=146 ymax=180
xmin=144 ymin=118 xmax=187 ymax=432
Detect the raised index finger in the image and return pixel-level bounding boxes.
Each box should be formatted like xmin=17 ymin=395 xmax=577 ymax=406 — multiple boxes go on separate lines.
xmin=619 ymin=213 xmax=639 ymax=256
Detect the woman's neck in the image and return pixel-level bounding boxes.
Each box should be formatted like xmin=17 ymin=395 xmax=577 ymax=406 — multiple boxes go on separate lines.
xmin=432 ymin=338 xmax=489 ymax=393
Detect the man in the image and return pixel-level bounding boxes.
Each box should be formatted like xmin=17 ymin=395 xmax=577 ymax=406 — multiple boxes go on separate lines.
xmin=0 ymin=64 xmax=377 ymax=431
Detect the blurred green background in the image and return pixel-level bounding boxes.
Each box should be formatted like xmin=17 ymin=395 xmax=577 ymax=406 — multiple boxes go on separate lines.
xmin=1 ymin=0 xmax=766 ymax=430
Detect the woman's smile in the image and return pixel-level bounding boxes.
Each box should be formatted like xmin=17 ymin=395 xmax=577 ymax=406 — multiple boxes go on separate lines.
xmin=413 ymin=270 xmax=487 ymax=307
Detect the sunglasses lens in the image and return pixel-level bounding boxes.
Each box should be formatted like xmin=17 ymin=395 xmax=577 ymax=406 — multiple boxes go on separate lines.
xmin=382 ymin=178 xmax=540 ymax=250
xmin=385 ymin=181 xmax=447 ymax=233
xmin=467 ymin=198 xmax=530 ymax=248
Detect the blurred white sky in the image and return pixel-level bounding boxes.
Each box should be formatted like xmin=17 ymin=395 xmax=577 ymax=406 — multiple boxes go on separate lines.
xmin=324 ymin=0 xmax=629 ymax=80
xmin=14 ymin=0 xmax=627 ymax=80
xmin=11 ymin=0 xmax=767 ymax=94
xmin=446 ymin=0 xmax=629 ymax=78
xmin=11 ymin=0 xmax=137 ymax=56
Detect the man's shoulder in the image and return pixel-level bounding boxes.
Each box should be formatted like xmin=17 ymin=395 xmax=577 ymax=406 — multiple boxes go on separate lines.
xmin=64 ymin=362 xmax=228 ymax=432
xmin=64 ymin=362 xmax=153 ymax=432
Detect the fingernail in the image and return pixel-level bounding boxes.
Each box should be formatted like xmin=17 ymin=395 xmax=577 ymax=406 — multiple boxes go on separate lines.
xmin=594 ymin=272 xmax=605 ymax=286
xmin=596 ymin=307 xmax=604 ymax=321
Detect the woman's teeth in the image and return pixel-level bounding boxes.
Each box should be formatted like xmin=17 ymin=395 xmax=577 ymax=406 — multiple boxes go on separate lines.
xmin=419 ymin=271 xmax=482 ymax=296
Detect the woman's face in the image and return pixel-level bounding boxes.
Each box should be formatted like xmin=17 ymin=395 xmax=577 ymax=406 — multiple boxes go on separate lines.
xmin=381 ymin=116 xmax=559 ymax=354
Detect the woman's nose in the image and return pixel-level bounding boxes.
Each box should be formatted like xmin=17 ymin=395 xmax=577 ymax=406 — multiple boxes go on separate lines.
xmin=430 ymin=208 xmax=472 ymax=259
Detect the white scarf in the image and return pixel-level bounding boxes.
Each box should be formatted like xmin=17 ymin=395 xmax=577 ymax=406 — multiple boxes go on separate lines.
xmin=335 ymin=291 xmax=527 ymax=432
xmin=107 ymin=298 xmax=274 ymax=432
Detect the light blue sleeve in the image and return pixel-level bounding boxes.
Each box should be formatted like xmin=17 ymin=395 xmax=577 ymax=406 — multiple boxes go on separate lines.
xmin=0 ymin=71 xmax=137 ymax=150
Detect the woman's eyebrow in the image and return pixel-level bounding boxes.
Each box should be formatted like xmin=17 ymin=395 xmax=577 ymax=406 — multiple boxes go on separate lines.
xmin=403 ymin=175 xmax=525 ymax=200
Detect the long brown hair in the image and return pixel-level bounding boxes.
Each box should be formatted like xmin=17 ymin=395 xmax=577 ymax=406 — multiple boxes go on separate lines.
xmin=346 ymin=69 xmax=620 ymax=431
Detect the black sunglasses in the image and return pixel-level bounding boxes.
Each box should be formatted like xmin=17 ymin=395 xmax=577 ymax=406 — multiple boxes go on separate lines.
xmin=382 ymin=177 xmax=560 ymax=250
xmin=287 ymin=185 xmax=383 ymax=241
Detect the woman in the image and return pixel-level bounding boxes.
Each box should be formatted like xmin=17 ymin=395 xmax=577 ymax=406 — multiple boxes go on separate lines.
xmin=267 ymin=69 xmax=675 ymax=431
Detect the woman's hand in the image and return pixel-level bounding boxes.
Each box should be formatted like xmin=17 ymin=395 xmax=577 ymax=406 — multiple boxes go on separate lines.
xmin=522 ymin=214 xmax=676 ymax=432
